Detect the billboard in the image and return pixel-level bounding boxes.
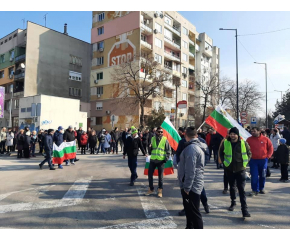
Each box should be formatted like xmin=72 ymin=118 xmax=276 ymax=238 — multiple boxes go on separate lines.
xmin=0 ymin=87 xmax=4 ymax=118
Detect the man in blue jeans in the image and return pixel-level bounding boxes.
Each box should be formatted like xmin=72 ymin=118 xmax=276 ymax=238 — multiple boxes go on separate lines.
xmin=123 ymin=126 xmax=147 ymax=186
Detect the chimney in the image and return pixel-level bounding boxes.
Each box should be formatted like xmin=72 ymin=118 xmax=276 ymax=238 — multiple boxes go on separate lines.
xmin=64 ymin=23 xmax=68 ymax=35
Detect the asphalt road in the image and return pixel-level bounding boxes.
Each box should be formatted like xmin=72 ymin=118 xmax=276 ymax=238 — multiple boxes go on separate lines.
xmin=0 ymin=150 xmax=289 ymax=229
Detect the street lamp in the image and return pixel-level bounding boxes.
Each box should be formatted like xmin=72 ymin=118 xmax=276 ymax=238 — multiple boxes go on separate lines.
xmin=254 ymin=62 xmax=268 ymax=128
xmin=274 ymin=90 xmax=283 ymax=102
xmin=219 ymin=28 xmax=239 ymax=122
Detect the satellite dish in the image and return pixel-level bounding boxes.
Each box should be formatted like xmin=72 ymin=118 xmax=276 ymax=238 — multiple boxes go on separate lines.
xmin=20 ymin=63 xmax=25 ymax=69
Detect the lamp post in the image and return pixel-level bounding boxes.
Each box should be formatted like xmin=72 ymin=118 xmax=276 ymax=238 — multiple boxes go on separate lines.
xmin=219 ymin=28 xmax=239 ymax=122
xmin=9 ymin=84 xmax=13 ymax=128
xmin=254 ymin=62 xmax=268 ymax=128
xmin=274 ymin=90 xmax=283 ymax=102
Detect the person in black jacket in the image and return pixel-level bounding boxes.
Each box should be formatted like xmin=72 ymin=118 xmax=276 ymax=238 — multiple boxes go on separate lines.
xmin=142 ymin=129 xmax=149 ymax=153
xmin=110 ymin=127 xmax=119 ymax=154
xmin=23 ymin=131 xmax=31 ymax=158
xmin=210 ymin=130 xmax=224 ymax=169
xmin=38 ymin=130 xmax=45 ymax=155
xmin=89 ymin=130 xmax=98 ymax=154
xmin=121 ymin=127 xmax=128 ymax=147
xmin=275 ymin=138 xmax=289 ymax=182
xmin=17 ymin=129 xmax=24 ymax=158
xmin=39 ymin=129 xmax=55 ymax=170
xmin=123 ymin=126 xmax=147 ymax=186
xmin=63 ymin=126 xmax=76 ymax=165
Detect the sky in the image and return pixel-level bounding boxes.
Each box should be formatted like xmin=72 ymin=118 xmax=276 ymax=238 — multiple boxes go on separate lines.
xmin=0 ymin=11 xmax=289 ymax=118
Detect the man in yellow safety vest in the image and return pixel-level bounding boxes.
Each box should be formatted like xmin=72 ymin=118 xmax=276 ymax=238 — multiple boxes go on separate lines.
xmin=145 ymin=126 xmax=171 ymax=198
xmin=219 ymin=127 xmax=252 ymax=219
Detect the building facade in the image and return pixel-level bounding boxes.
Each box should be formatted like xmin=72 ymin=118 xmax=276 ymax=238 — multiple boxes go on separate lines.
xmin=0 ymin=22 xmax=91 ymax=130
xmin=90 ymin=11 xmax=220 ymax=131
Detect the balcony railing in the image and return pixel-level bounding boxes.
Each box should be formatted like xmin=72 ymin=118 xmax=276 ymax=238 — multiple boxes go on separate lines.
xmin=164 ymin=64 xmax=172 ymax=71
xmin=141 ymin=40 xmax=152 ymax=50
xmin=15 ymin=54 xmax=25 ymax=62
xmin=164 ymin=22 xmax=181 ymax=36
xmin=189 ymin=64 xmax=195 ymax=70
xmin=14 ymin=72 xmax=25 ymax=80
xmin=189 ymin=39 xmax=195 ymax=46
xmin=164 ymin=51 xmax=180 ymax=62
xmin=164 ymin=37 xmax=181 ymax=50
xmin=189 ymin=52 xmax=195 ymax=58
xmin=141 ymin=23 xmax=152 ymax=34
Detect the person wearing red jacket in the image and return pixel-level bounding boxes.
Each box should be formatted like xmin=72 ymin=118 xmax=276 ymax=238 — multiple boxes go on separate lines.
xmin=80 ymin=131 xmax=88 ymax=155
xmin=246 ymin=127 xmax=273 ymax=196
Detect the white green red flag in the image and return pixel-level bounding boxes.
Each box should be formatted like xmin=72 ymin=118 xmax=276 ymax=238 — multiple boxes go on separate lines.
xmin=205 ymin=105 xmax=251 ymax=140
xmin=52 ymin=141 xmax=76 ymax=164
xmin=144 ymin=156 xmax=174 ymax=176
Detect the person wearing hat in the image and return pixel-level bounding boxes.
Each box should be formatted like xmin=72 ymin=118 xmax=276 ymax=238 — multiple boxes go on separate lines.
xmin=53 ymin=126 xmax=65 ymax=169
xmin=219 ymin=127 xmax=252 ymax=218
xmin=63 ymin=125 xmax=76 ymax=165
xmin=275 ymin=138 xmax=289 ymax=182
xmin=39 ymin=129 xmax=55 ymax=170
xmin=123 ymin=126 xmax=147 ymax=186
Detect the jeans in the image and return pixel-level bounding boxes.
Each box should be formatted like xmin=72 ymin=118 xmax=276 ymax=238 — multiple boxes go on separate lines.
xmin=41 ymin=149 xmax=53 ymax=168
xmin=0 ymin=141 xmax=6 ymax=154
xmin=148 ymin=161 xmax=164 ymax=190
xmin=81 ymin=145 xmax=86 ymax=154
xmin=30 ymin=144 xmax=36 ymax=156
xmin=226 ymin=170 xmax=248 ymax=211
xmin=200 ymin=187 xmax=208 ymax=206
xmin=39 ymin=142 xmax=43 ymax=154
xmin=213 ymin=148 xmax=220 ymax=168
xmin=97 ymin=142 xmax=105 ymax=154
xmin=281 ymin=164 xmax=289 ymax=180
xmin=223 ymin=165 xmax=229 ymax=190
xmin=181 ymin=189 xmax=203 ymax=229
xmin=128 ymin=156 xmax=138 ymax=182
xmin=249 ymin=159 xmax=268 ymax=192
xmin=111 ymin=142 xmax=116 ymax=153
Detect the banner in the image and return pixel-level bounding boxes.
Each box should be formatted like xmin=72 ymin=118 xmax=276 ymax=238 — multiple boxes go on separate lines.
xmin=0 ymin=87 xmax=4 ymax=118
xmin=52 ymin=141 xmax=76 ymax=164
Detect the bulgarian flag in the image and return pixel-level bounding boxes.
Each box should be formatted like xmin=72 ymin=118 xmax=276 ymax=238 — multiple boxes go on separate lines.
xmin=205 ymin=105 xmax=251 ymax=140
xmin=52 ymin=141 xmax=77 ymax=164
xmin=144 ymin=117 xmax=181 ymax=176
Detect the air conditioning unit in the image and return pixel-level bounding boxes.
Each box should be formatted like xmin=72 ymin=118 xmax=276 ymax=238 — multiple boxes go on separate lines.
xmin=94 ymin=80 xmax=98 ymax=84
xmin=10 ymin=57 xmax=13 ymax=62
xmin=99 ymin=48 xmax=104 ymax=52
xmin=9 ymin=74 xmax=13 ymax=79
xmin=159 ymin=13 xmax=164 ymax=18
xmin=154 ymin=29 xmax=158 ymax=34
xmin=154 ymin=13 xmax=158 ymax=18
xmin=97 ymin=94 xmax=101 ymax=98
xmin=183 ymin=73 xmax=187 ymax=78
xmin=106 ymin=110 xmax=111 ymax=115
xmin=179 ymin=113 xmax=184 ymax=117
xmin=146 ymin=19 xmax=150 ymax=25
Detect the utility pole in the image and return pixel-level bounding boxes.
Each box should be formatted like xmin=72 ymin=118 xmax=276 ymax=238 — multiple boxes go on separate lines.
xmin=44 ymin=13 xmax=48 ymax=27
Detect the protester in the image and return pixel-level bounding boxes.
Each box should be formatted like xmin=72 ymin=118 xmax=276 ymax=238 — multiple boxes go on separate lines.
xmin=281 ymin=127 xmax=290 ymax=146
xmin=63 ymin=126 xmax=76 ymax=165
xmin=104 ymin=131 xmax=111 ymax=154
xmin=219 ymin=127 xmax=252 ymax=218
xmin=123 ymin=126 xmax=147 ymax=186
xmin=38 ymin=130 xmax=45 ymax=155
xmin=39 ymin=129 xmax=55 ymax=170
xmin=141 ymin=129 xmax=149 ymax=153
xmin=210 ymin=130 xmax=223 ymax=169
xmin=117 ymin=130 xmax=124 ymax=152
xmin=110 ymin=127 xmax=119 ymax=154
xmin=270 ymin=129 xmax=281 ymax=168
xmin=97 ymin=129 xmax=106 ymax=154
xmin=17 ymin=129 xmax=24 ymax=158
xmin=23 ymin=131 xmax=31 ymax=158
xmin=89 ymin=130 xmax=97 ymax=154
xmin=12 ymin=128 xmax=17 ymax=152
xmin=122 ymin=127 xmax=128 ymax=148
xmin=247 ymin=127 xmax=273 ymax=196
xmin=6 ymin=128 xmax=14 ymax=155
xmin=275 ymin=138 xmax=289 ymax=182
xmin=178 ymin=127 xmax=204 ymax=229
xmin=197 ymin=129 xmax=206 ymax=140
xmin=206 ymin=129 xmax=213 ymax=160
xmin=0 ymin=127 xmax=7 ymax=154
xmin=145 ymin=126 xmax=171 ymax=198
xmin=80 ymin=131 xmax=88 ymax=155
xmin=86 ymin=127 xmax=92 ymax=150
xmin=30 ymin=131 xmax=38 ymax=157
xmin=77 ymin=127 xmax=84 ymax=150
xmin=53 ymin=126 xmax=65 ymax=169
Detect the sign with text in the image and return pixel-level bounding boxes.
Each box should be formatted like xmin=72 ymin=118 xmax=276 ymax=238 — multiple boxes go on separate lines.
xmin=251 ymin=117 xmax=257 ymax=124
xmin=240 ymin=111 xmax=247 ymax=118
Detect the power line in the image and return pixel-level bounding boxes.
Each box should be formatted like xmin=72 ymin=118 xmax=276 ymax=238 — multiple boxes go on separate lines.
xmin=238 ymin=27 xmax=290 ymax=36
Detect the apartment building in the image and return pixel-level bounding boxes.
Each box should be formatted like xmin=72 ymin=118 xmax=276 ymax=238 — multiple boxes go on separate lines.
xmin=90 ymin=11 xmax=220 ymax=130
xmin=0 ymin=22 xmax=91 ymax=129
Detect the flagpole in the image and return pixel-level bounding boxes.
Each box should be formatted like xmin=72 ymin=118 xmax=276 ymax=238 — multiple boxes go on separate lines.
xmin=197 ymin=121 xmax=206 ymax=131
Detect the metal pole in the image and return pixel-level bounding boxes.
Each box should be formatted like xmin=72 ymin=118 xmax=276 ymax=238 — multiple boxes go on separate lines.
xmin=9 ymin=85 xmax=13 ymax=128
xmin=175 ymin=84 xmax=178 ymax=128
xmin=265 ymin=63 xmax=268 ymax=129
xmin=235 ymin=29 xmax=239 ymax=122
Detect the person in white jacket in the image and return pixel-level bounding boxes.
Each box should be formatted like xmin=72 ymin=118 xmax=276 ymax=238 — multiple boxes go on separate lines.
xmin=6 ymin=128 xmax=14 ymax=155
xmin=270 ymin=129 xmax=281 ymax=168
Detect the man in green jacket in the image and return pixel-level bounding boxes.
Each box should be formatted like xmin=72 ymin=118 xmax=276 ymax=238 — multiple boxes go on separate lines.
xmin=219 ymin=127 xmax=252 ymax=218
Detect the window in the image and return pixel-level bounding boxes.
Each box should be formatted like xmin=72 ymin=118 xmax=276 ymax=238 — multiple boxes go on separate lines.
xmin=181 ymin=80 xmax=187 ymax=88
xmin=97 ymin=72 xmax=103 ymax=80
xmin=96 ymin=117 xmax=102 ymax=125
xmin=14 ymin=99 xmax=19 ymax=109
xmin=21 ymin=108 xmax=26 ymax=113
xmin=97 ymin=41 xmax=104 ymax=50
xmin=98 ymin=12 xmax=105 ymax=22
xmin=96 ymin=102 xmax=103 ymax=110
xmin=0 ymin=42 xmax=3 ymax=45
xmin=182 ymin=93 xmax=187 ymax=101
xmin=154 ymin=54 xmax=162 ymax=64
xmin=9 ymin=67 xmax=14 ymax=75
xmin=4 ymin=39 xmax=7 ymax=43
xmin=155 ymin=38 xmax=162 ymax=48
xmin=182 ymin=53 xmax=188 ymax=62
xmin=182 ymin=66 xmax=187 ymax=74
xmin=70 ymin=55 xmax=82 ymax=66
xmin=96 ymin=57 xmax=104 ymax=66
xmin=10 ymin=50 xmax=14 ymax=60
xmin=97 ymin=86 xmax=103 ymax=95
xmin=98 ymin=26 xmax=104 ymax=35
xmin=141 ymin=34 xmax=147 ymax=42
xmin=69 ymin=71 xmax=82 ymax=81
xmin=27 ymin=107 xmax=32 ymax=112
xmin=183 ymin=27 xmax=188 ymax=35
xmin=0 ymin=55 xmax=4 ymax=63
xmin=164 ymin=28 xmax=172 ymax=40
xmin=183 ymin=40 xmax=188 ymax=49
xmin=164 ymin=15 xmax=172 ymax=25
xmin=0 ymin=71 xmax=4 ymax=79
xmin=69 ymin=88 xmax=82 ymax=97
xmin=13 ymin=33 xmax=17 ymax=38
xmin=155 ymin=23 xmax=162 ymax=33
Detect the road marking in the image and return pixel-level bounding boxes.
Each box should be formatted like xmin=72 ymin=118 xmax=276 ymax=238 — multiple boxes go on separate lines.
xmin=0 ymin=177 xmax=92 ymax=214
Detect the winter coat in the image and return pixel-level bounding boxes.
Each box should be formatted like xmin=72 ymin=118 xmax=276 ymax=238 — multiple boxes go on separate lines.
xmin=110 ymin=130 xmax=119 ymax=143
xmin=148 ymin=131 xmax=155 ymax=145
xmin=63 ymin=129 xmax=75 ymax=142
xmin=0 ymin=131 xmax=7 ymax=142
xmin=44 ymin=134 xmax=53 ymax=151
xmin=98 ymin=132 xmax=105 ymax=143
xmin=247 ymin=135 xmax=273 ymax=160
xmin=281 ymin=129 xmax=290 ymax=146
xmin=123 ymin=135 xmax=146 ymax=157
xmin=142 ymin=133 xmax=149 ymax=145
xmin=210 ymin=133 xmax=223 ymax=150
xmin=53 ymin=130 xmax=64 ymax=147
xmin=30 ymin=135 xmax=38 ymax=145
xmin=89 ymin=135 xmax=97 ymax=147
xmin=6 ymin=132 xmax=14 ymax=146
xmin=17 ymin=133 xmax=24 ymax=150
xmin=121 ymin=131 xmax=127 ymax=143
xmin=275 ymin=144 xmax=289 ymax=165
xmin=24 ymin=135 xmax=31 ymax=149
xmin=104 ymin=134 xmax=111 ymax=148
xmin=77 ymin=130 xmax=84 ymax=140
xmin=270 ymin=133 xmax=281 ymax=151
xmin=80 ymin=134 xmax=88 ymax=146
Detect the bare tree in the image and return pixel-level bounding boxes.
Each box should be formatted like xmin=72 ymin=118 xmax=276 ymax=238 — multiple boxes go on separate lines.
xmin=218 ymin=76 xmax=235 ymax=107
xmin=110 ymin=55 xmax=173 ymax=129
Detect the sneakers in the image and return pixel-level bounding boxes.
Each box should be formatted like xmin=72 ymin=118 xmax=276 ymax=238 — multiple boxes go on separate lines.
xmin=228 ymin=201 xmax=236 ymax=211
xmin=74 ymin=159 xmax=79 ymax=162
xmin=242 ymin=210 xmax=251 ymax=218
xmin=157 ymin=188 xmax=163 ymax=198
xmin=178 ymin=209 xmax=186 ymax=216
xmin=71 ymin=162 xmax=75 ymax=165
xmin=248 ymin=191 xmax=259 ymax=197
xmin=222 ymin=189 xmax=228 ymax=194
xmin=144 ymin=188 xmax=155 ymax=196
xmin=49 ymin=167 xmax=56 ymax=170
xmin=129 ymin=181 xmax=134 ymax=186
xmin=259 ymin=190 xmax=266 ymax=194
xmin=66 ymin=161 xmax=70 ymax=166
xmin=58 ymin=165 xmax=63 ymax=169
xmin=39 ymin=163 xmax=43 ymax=170
xmin=204 ymin=204 xmax=210 ymax=213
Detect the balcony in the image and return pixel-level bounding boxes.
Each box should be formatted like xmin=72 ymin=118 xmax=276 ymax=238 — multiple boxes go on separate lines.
xmin=196 ymin=44 xmax=200 ymax=52
xmin=164 ymin=64 xmax=172 ymax=71
xmin=189 ymin=64 xmax=195 ymax=70
xmin=15 ymin=54 xmax=25 ymax=63
xmin=141 ymin=40 xmax=152 ymax=50
xmin=189 ymin=39 xmax=195 ymax=46
xmin=14 ymin=72 xmax=25 ymax=80
xmin=14 ymin=91 xmax=24 ymax=97
xmin=142 ymin=11 xmax=154 ymax=19
xmin=189 ymin=52 xmax=195 ymax=59
xmin=164 ymin=51 xmax=180 ymax=62
xmin=164 ymin=22 xmax=181 ymax=36
xmin=141 ymin=23 xmax=153 ymax=35
xmin=164 ymin=37 xmax=181 ymax=51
